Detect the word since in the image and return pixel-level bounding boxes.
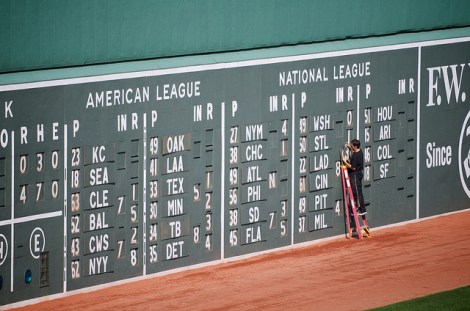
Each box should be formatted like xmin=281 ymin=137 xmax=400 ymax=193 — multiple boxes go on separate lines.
xmin=426 ymin=142 xmax=452 ymax=168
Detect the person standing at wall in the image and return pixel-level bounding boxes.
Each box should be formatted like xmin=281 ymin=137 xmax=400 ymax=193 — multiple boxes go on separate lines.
xmin=345 ymin=139 xmax=367 ymax=215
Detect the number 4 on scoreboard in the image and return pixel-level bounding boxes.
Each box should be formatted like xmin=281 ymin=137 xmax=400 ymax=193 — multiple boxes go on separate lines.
xmin=281 ymin=119 xmax=288 ymax=137
xmin=205 ymin=234 xmax=212 ymax=251
xmin=335 ymin=200 xmax=342 ymax=216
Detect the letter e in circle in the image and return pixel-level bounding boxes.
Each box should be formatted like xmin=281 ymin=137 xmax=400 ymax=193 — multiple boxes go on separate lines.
xmin=29 ymin=227 xmax=46 ymax=259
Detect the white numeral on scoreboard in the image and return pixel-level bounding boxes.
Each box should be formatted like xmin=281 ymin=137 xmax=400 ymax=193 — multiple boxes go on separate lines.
xmin=71 ymin=238 xmax=80 ymax=257
xmin=150 ymin=137 xmax=159 ymax=155
xmin=51 ymin=150 xmax=59 ymax=169
xmin=36 ymin=182 xmax=43 ymax=201
xmin=230 ymin=126 xmax=239 ymax=144
xmin=269 ymin=212 xmax=275 ymax=229
xmin=281 ymin=200 xmax=287 ymax=217
xmin=51 ymin=180 xmax=59 ymax=198
xmin=205 ymin=193 xmax=212 ymax=210
xmin=335 ymin=200 xmax=342 ymax=216
xmin=71 ymin=193 xmax=80 ymax=212
xmin=193 ymin=226 xmax=200 ymax=243
xmin=71 ymin=260 xmax=80 ymax=279
xmin=299 ymin=196 xmax=306 ymax=213
xmin=149 ymin=158 xmax=158 ymax=176
xmin=131 ymin=227 xmax=138 ymax=244
xmin=205 ymin=234 xmax=212 ymax=251
xmin=229 ymin=229 xmax=238 ymax=246
xmin=205 ymin=213 xmax=212 ymax=231
xmin=19 ymin=155 xmax=27 ymax=174
xmin=71 ymin=148 xmax=80 ymax=166
xmin=117 ymin=240 xmax=124 ymax=258
xmin=229 ymin=146 xmax=238 ymax=164
xmin=280 ymin=220 xmax=287 ymax=236
xmin=71 ymin=215 xmax=80 ymax=234
xmin=229 ymin=168 xmax=238 ymax=185
xmin=229 ymin=188 xmax=238 ymax=205
xmin=150 ymin=201 xmax=158 ymax=219
xmin=130 ymin=249 xmax=138 ymax=266
xmin=229 ymin=209 xmax=238 ymax=227
xmin=281 ymin=119 xmax=288 ymax=136
xmin=149 ymin=180 xmax=158 ymax=199
xmin=299 ymin=117 xmax=307 ymax=133
xmin=149 ymin=224 xmax=158 ymax=241
xmin=36 ymin=153 xmax=44 ymax=172
xmin=71 ymin=170 xmax=80 ymax=188
xmin=299 ymin=216 xmax=306 ymax=232
xmin=149 ymin=245 xmax=158 ymax=263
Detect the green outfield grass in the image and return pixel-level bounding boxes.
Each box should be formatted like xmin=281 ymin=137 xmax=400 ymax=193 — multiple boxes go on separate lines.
xmin=369 ymin=286 xmax=470 ymax=311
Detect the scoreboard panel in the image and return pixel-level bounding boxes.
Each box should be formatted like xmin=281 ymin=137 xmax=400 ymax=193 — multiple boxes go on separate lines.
xmin=419 ymin=41 xmax=470 ymax=217
xmin=222 ymin=66 xmax=293 ymax=257
xmin=290 ymin=48 xmax=418 ymax=242
xmin=1 ymin=38 xmax=470 ymax=306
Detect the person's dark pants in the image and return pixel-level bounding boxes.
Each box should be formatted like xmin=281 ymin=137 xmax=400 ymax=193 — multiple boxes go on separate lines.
xmin=350 ymin=173 xmax=366 ymax=213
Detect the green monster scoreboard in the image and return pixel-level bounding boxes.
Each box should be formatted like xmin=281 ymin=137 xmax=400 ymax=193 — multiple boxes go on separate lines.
xmin=1 ymin=38 xmax=470 ymax=306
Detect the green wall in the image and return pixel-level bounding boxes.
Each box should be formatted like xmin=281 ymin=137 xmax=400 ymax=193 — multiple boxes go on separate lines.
xmin=1 ymin=0 xmax=470 ymax=73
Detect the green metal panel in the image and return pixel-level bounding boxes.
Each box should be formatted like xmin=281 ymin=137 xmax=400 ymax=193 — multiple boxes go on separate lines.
xmin=419 ymin=41 xmax=470 ymax=217
xmin=2 ymin=0 xmax=470 ymax=73
xmin=0 ymin=86 xmax=65 ymax=302
xmin=1 ymin=32 xmax=470 ymax=307
xmin=289 ymin=47 xmax=418 ymax=242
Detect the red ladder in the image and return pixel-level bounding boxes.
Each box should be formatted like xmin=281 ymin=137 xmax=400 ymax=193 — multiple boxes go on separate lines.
xmin=340 ymin=165 xmax=371 ymax=239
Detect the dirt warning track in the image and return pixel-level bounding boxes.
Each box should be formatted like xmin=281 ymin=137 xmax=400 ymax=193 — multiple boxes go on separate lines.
xmin=10 ymin=210 xmax=470 ymax=311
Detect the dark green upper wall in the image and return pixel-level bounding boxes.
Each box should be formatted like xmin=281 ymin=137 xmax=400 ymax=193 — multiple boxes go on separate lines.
xmin=1 ymin=0 xmax=470 ymax=73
